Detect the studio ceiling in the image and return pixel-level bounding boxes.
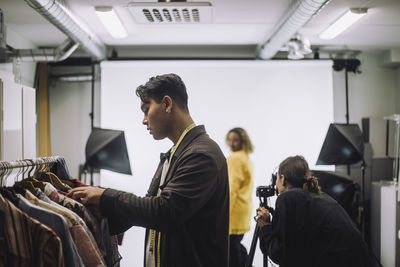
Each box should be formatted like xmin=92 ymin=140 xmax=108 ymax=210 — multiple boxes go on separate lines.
xmin=2 ymin=0 xmax=400 ymax=57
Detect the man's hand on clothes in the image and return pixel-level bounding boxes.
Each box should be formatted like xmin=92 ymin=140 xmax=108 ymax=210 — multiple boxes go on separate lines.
xmin=67 ymin=186 xmax=105 ymax=206
xmin=255 ymin=206 xmax=271 ymax=228
xmin=67 ymin=186 xmax=105 ymax=219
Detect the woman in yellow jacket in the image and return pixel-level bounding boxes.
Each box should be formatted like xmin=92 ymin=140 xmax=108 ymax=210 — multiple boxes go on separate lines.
xmin=226 ymin=127 xmax=254 ymax=267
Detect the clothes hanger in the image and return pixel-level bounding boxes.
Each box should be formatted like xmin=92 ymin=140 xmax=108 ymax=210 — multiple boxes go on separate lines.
xmin=11 ymin=159 xmax=43 ymax=194
xmin=15 ymin=178 xmax=45 ymax=194
xmin=0 ymin=162 xmax=19 ymax=204
xmin=1 ymin=162 xmax=12 ymax=187
xmin=45 ymin=172 xmax=68 ymax=191
xmin=22 ymin=159 xmax=30 ymax=180
xmin=1 ymin=162 xmax=10 ymax=187
xmin=14 ymin=180 xmax=37 ymax=195
xmin=0 ymin=161 xmax=6 ymax=187
xmin=14 ymin=160 xmax=24 ymax=185
xmin=0 ymin=162 xmax=8 ymax=188
xmin=34 ymin=158 xmax=67 ymax=191
xmin=12 ymin=160 xmax=35 ymax=194
xmin=27 ymin=159 xmax=36 ymax=179
xmin=26 ymin=158 xmax=58 ymax=192
xmin=21 ymin=159 xmax=40 ymax=183
xmin=32 ymin=159 xmax=49 ymax=191
xmin=21 ymin=159 xmax=33 ymax=181
xmin=32 ymin=158 xmax=43 ymax=179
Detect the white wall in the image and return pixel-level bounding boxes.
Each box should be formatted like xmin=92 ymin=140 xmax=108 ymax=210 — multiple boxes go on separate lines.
xmin=100 ymin=60 xmax=334 ymax=267
xmin=48 ymin=64 xmax=101 ymax=178
xmin=49 ymin=80 xmax=92 ymax=177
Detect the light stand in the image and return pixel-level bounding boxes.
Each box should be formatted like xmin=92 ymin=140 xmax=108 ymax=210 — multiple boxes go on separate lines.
xmin=332 ymin=59 xmax=361 ymax=175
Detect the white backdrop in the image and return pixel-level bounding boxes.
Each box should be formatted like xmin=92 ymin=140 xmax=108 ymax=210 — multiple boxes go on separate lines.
xmin=100 ymin=60 xmax=334 ymax=267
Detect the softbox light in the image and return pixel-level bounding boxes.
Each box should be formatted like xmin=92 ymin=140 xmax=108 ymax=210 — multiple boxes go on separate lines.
xmin=85 ymin=127 xmax=132 ymax=175
xmin=316 ymin=123 xmax=364 ymax=165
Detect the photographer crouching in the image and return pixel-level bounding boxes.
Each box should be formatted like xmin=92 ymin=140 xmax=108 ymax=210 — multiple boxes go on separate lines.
xmin=255 ymin=155 xmax=373 ymax=267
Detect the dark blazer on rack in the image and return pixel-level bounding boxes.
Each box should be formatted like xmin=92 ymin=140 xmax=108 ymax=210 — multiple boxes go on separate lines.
xmin=100 ymin=125 xmax=230 ymax=267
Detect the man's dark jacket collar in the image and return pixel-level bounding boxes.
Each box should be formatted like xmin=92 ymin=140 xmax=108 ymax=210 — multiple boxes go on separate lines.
xmin=169 ymin=125 xmax=205 ymax=163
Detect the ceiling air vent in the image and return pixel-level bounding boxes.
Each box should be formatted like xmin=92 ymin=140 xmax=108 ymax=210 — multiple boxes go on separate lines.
xmin=127 ymin=2 xmax=213 ymax=24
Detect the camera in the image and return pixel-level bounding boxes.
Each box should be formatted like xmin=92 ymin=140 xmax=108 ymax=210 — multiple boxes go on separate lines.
xmin=256 ymin=172 xmax=278 ymax=199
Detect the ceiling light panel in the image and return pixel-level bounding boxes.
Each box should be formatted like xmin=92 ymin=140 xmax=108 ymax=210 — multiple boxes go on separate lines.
xmin=95 ymin=6 xmax=128 ymax=39
xmin=319 ymin=8 xmax=368 ymax=40
xmin=127 ymin=2 xmax=213 ymax=24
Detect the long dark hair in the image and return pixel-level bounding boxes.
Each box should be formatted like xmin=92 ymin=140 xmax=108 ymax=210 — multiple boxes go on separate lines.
xmin=278 ymin=155 xmax=320 ymax=194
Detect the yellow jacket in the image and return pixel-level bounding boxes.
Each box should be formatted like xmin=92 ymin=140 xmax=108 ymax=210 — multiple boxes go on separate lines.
xmin=227 ymin=150 xmax=254 ymax=235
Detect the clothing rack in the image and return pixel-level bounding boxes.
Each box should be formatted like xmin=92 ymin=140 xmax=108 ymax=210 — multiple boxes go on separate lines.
xmin=0 ymin=156 xmax=60 ymax=170
xmin=0 ymin=156 xmax=122 ymax=267
xmin=0 ymin=156 xmax=61 ymax=186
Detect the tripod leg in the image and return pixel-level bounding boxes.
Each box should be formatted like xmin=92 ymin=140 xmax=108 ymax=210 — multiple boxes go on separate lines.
xmin=245 ymin=225 xmax=260 ymax=267
xmin=264 ymin=254 xmax=268 ymax=267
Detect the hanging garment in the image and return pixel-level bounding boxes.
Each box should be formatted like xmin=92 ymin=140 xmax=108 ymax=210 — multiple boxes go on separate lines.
xmin=43 ymin=182 xmax=105 ymax=256
xmin=0 ymin=195 xmax=65 ymax=267
xmin=0 ymin=156 xmax=121 ymax=267
xmin=35 ymin=188 xmax=53 ymax=204
xmin=49 ymin=156 xmax=72 ymax=181
xmin=24 ymin=190 xmax=106 ymax=267
xmin=37 ymin=187 xmax=121 ymax=267
xmin=62 ymin=177 xmax=89 ymax=188
xmin=38 ymin=172 xmax=71 ymax=192
xmin=16 ymin=194 xmax=84 ymax=267
xmin=100 ymin=218 xmax=122 ymax=267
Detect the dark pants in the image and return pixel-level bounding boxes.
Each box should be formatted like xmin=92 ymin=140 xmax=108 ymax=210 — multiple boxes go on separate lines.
xmin=229 ymin=234 xmax=248 ymax=267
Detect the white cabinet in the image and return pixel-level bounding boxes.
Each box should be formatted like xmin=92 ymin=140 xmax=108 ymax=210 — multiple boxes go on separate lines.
xmin=0 ymin=77 xmax=23 ymax=160
xmin=0 ymin=71 xmax=36 ymax=160
xmin=371 ymin=181 xmax=400 ymax=267
xmin=22 ymin=86 xmax=37 ymax=158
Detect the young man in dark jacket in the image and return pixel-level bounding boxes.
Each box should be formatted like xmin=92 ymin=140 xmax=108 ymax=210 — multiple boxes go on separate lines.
xmin=68 ymin=73 xmax=230 ymax=267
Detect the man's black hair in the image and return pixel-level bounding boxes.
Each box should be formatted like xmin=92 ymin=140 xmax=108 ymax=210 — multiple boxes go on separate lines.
xmin=136 ymin=73 xmax=189 ymax=112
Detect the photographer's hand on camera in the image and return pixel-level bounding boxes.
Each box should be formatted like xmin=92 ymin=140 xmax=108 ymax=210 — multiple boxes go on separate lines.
xmin=255 ymin=207 xmax=271 ymax=227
